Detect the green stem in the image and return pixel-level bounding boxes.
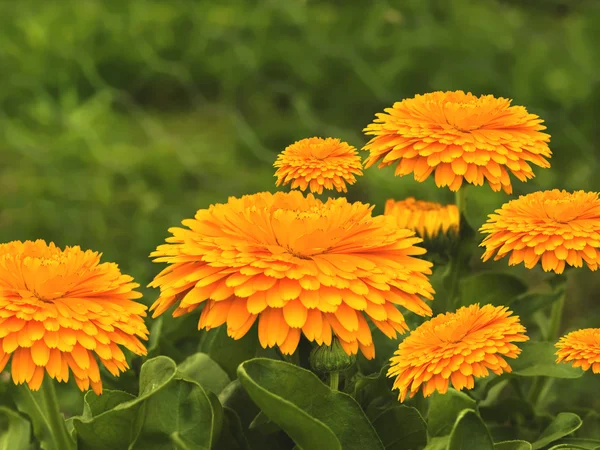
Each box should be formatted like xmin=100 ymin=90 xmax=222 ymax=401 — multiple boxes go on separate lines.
xmin=38 ymin=378 xmax=75 ymax=450
xmin=328 ymin=372 xmax=340 ymax=391
xmin=530 ymin=289 xmax=567 ymax=408
xmin=455 ymin=187 xmax=467 ymax=220
xmin=547 ymin=293 xmax=565 ymax=341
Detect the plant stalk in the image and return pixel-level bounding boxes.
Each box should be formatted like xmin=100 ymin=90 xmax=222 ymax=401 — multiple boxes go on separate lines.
xmin=328 ymin=371 xmax=340 ymax=391
xmin=39 ymin=378 xmax=75 ymax=450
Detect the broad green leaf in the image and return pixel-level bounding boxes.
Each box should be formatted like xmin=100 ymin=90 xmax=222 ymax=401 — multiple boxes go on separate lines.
xmin=370 ymin=405 xmax=427 ymax=450
xmin=548 ymin=445 xmax=597 ymax=450
xmin=218 ymin=380 xmax=260 ymax=430
xmin=509 ymin=291 xmax=563 ymax=320
xmin=248 ymin=411 xmax=280 ymax=435
xmin=199 ymin=326 xmax=260 ymax=379
xmin=0 ymin=406 xmax=31 ymax=450
xmin=458 ymin=272 xmax=527 ymax=308
xmin=214 ymin=407 xmax=250 ymax=450
xmin=12 ymin=378 xmax=76 ymax=450
xmin=533 ymin=413 xmax=583 ymax=450
xmin=428 ymin=389 xmax=477 ymax=437
xmin=424 ymin=436 xmax=449 ymax=450
xmin=448 ymin=409 xmax=494 ymax=450
xmin=511 ymin=342 xmax=584 ymax=378
xmin=494 ymin=441 xmax=533 ymax=450
xmin=238 ymin=358 xmax=384 ymax=450
xmin=550 ymin=438 xmax=600 ymax=449
xmin=177 ymin=352 xmax=231 ymax=395
xmin=72 ymin=356 xmax=222 ymax=450
xmin=579 ymin=411 xmax=600 ymax=439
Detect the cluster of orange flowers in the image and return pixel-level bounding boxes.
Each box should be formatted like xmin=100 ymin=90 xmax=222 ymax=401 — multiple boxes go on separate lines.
xmin=1 ymin=90 xmax=598 ymax=402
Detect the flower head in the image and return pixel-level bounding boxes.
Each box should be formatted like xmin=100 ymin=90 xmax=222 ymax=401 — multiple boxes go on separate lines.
xmin=556 ymin=328 xmax=600 ymax=373
xmin=384 ymin=198 xmax=459 ymax=240
xmin=363 ymin=91 xmax=551 ymax=194
xmin=274 ymin=137 xmax=363 ymax=194
xmin=149 ymin=191 xmax=435 ymax=359
xmin=480 ymin=190 xmax=600 ymax=274
xmin=0 ymin=240 xmax=148 ymax=394
xmin=388 ymin=304 xmax=528 ymax=402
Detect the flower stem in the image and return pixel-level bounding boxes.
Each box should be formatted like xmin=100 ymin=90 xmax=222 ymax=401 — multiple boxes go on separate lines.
xmin=530 ymin=287 xmax=567 ymax=408
xmin=328 ymin=372 xmax=340 ymax=391
xmin=42 ymin=379 xmax=74 ymax=450
xmin=455 ymin=187 xmax=467 ymax=220
xmin=547 ymin=292 xmax=565 ymax=341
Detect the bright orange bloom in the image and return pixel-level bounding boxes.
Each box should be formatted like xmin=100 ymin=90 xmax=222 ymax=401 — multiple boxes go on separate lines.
xmin=149 ymin=191 xmax=435 ymax=359
xmin=0 ymin=240 xmax=148 ymax=394
xmin=363 ymin=91 xmax=551 ymax=194
xmin=384 ymin=198 xmax=459 ymax=240
xmin=388 ymin=304 xmax=528 ymax=402
xmin=556 ymin=328 xmax=600 ymax=373
xmin=480 ymin=190 xmax=600 ymax=274
xmin=274 ymin=137 xmax=363 ymax=194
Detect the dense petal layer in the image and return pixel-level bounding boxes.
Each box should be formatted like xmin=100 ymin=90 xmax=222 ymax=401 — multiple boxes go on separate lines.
xmin=556 ymin=328 xmax=600 ymax=373
xmin=363 ymin=91 xmax=551 ymax=194
xmin=274 ymin=137 xmax=363 ymax=194
xmin=0 ymin=240 xmax=148 ymax=393
xmin=150 ymin=191 xmax=435 ymax=358
xmin=480 ymin=190 xmax=600 ymax=273
xmin=388 ymin=304 xmax=528 ymax=402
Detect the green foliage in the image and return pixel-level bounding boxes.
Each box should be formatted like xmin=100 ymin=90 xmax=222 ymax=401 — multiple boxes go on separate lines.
xmin=0 ymin=1 xmax=599 ymax=449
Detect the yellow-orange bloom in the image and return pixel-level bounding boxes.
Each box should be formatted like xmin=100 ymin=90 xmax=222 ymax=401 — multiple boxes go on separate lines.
xmin=480 ymin=190 xmax=600 ymax=274
xmin=384 ymin=198 xmax=459 ymax=240
xmin=149 ymin=191 xmax=435 ymax=359
xmin=0 ymin=240 xmax=148 ymax=394
xmin=556 ymin=328 xmax=600 ymax=373
xmin=388 ymin=304 xmax=528 ymax=402
xmin=363 ymin=91 xmax=551 ymax=194
xmin=274 ymin=137 xmax=363 ymax=194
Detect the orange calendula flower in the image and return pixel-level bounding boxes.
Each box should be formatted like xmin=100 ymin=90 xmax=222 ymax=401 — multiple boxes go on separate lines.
xmin=480 ymin=190 xmax=600 ymax=274
xmin=363 ymin=91 xmax=551 ymax=194
xmin=0 ymin=240 xmax=148 ymax=394
xmin=149 ymin=191 xmax=435 ymax=359
xmin=384 ymin=198 xmax=459 ymax=240
xmin=388 ymin=304 xmax=528 ymax=402
xmin=274 ymin=137 xmax=363 ymax=194
xmin=556 ymin=328 xmax=600 ymax=373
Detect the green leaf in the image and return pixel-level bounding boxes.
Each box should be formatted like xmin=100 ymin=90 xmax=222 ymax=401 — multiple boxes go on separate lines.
xmin=550 ymin=438 xmax=600 ymax=449
xmin=199 ymin=326 xmax=260 ymax=379
xmin=424 ymin=436 xmax=450 ymax=450
xmin=214 ymin=407 xmax=250 ymax=450
xmin=370 ymin=405 xmax=427 ymax=450
xmin=12 ymin=378 xmax=76 ymax=450
xmin=533 ymin=413 xmax=583 ymax=450
xmin=509 ymin=291 xmax=563 ymax=320
xmin=0 ymin=406 xmax=31 ymax=450
xmin=448 ymin=409 xmax=494 ymax=450
xmin=177 ymin=352 xmax=231 ymax=395
xmin=238 ymin=358 xmax=384 ymax=450
xmin=494 ymin=441 xmax=533 ymax=450
xmin=510 ymin=342 xmax=584 ymax=378
xmin=458 ymin=272 xmax=527 ymax=308
xmin=72 ymin=356 xmax=222 ymax=450
xmin=427 ymin=389 xmax=477 ymax=437
xmin=218 ymin=380 xmax=260 ymax=430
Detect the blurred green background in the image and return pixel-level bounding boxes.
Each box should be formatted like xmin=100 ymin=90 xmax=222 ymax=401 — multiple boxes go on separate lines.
xmin=1 ymin=0 xmax=599 ymax=329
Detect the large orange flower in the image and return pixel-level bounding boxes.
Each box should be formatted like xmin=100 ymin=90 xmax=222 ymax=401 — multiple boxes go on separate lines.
xmin=274 ymin=137 xmax=363 ymax=194
xmin=363 ymin=91 xmax=551 ymax=194
xmin=388 ymin=304 xmax=528 ymax=402
xmin=149 ymin=191 xmax=435 ymax=359
xmin=384 ymin=198 xmax=459 ymax=240
xmin=556 ymin=328 xmax=600 ymax=373
xmin=480 ymin=190 xmax=600 ymax=274
xmin=0 ymin=240 xmax=148 ymax=394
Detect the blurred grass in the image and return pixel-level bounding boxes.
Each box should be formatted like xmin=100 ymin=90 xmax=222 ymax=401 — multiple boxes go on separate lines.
xmin=1 ymin=0 xmax=599 ymax=337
